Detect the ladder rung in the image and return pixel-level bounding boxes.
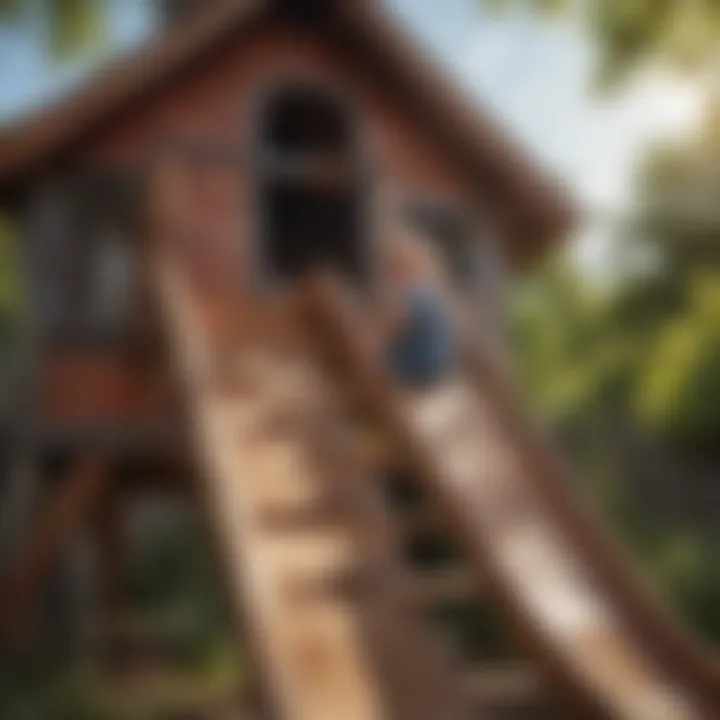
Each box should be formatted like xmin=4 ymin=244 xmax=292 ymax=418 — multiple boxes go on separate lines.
xmin=255 ymin=496 xmax=349 ymax=533
xmin=351 ymin=427 xmax=396 ymax=469
xmin=98 ymin=611 xmax=198 ymax=641
xmin=96 ymin=611 xmax=203 ymax=662
xmin=396 ymin=507 xmax=441 ymax=539
xmin=463 ymin=665 xmax=542 ymax=708
xmin=409 ymin=567 xmax=475 ymax=607
xmin=88 ymin=670 xmax=239 ymax=718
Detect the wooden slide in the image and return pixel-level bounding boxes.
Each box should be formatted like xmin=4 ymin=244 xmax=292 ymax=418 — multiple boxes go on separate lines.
xmin=307 ymin=274 xmax=720 ymax=720
xmin=156 ymin=263 xmax=489 ymax=720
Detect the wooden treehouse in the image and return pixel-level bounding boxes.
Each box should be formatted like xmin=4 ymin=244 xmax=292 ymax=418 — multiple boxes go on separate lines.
xmin=1 ymin=1 xmax=719 ymax=718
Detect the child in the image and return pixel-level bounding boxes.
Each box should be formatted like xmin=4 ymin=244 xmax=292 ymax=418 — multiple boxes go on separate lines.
xmin=382 ymin=227 xmax=455 ymax=385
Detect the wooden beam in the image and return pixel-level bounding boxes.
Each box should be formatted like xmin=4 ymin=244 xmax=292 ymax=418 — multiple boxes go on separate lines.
xmin=94 ymin=483 xmax=126 ymax=630
xmin=0 ymin=457 xmax=108 ymax=645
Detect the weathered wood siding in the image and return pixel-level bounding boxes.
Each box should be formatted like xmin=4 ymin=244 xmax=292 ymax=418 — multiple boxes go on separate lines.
xmin=38 ymin=349 xmax=166 ymax=427
xmin=83 ymin=21 xmax=487 ymax=288
xmin=33 ymin=17 xmax=506 ymax=436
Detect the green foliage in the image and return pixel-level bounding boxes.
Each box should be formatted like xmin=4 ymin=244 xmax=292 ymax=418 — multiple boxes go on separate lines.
xmin=512 ymin=258 xmax=643 ymax=425
xmin=515 ymin=101 xmax=720 ymax=446
xmin=479 ymin=0 xmax=720 ymax=86
xmin=512 ymin=102 xmax=720 ymax=646
xmin=0 ymin=0 xmax=106 ymax=59
xmin=48 ymin=0 xmax=105 ymax=59
xmin=617 ymin=513 xmax=720 ymax=645
xmin=635 ymin=273 xmax=720 ymax=445
xmin=0 ymin=0 xmax=22 ymax=20
xmin=514 ymin=253 xmax=720 ymax=446
xmin=482 ymin=0 xmax=571 ymax=17
xmin=0 ymin=214 xmax=22 ymax=352
xmin=0 ymin=510 xmax=241 ymax=718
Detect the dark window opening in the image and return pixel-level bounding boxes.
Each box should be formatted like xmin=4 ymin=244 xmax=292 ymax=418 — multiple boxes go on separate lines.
xmin=263 ymin=88 xmax=350 ymax=156
xmin=36 ymin=173 xmax=140 ymax=341
xmin=76 ymin=177 xmax=138 ymax=332
xmin=258 ymin=85 xmax=365 ymax=285
xmin=263 ymin=183 xmax=363 ymax=283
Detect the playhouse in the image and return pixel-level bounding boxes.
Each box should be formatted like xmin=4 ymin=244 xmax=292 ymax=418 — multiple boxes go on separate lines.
xmin=1 ymin=2 xmax=717 ymax=719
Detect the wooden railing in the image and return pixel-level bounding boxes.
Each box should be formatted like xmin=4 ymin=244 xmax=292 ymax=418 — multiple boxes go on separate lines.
xmin=453 ymin=297 xmax=720 ymax=712
xmin=0 ymin=457 xmax=108 ymax=645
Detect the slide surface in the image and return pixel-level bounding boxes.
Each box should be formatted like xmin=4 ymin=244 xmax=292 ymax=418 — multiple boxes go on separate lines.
xmin=309 ymin=275 xmax=720 ymax=720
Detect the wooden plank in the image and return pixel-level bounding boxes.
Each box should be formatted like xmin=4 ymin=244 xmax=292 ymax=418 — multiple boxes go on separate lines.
xmin=452 ymin=296 xmax=720 ymax=713
xmin=408 ymin=567 xmax=474 ymax=608
xmin=87 ymin=669 xmax=240 ymax=718
xmin=93 ymin=484 xmax=126 ymax=629
xmin=0 ymin=457 xmax=108 ymax=644
xmin=402 ymin=381 xmax=702 ymax=719
xmin=463 ymin=665 xmax=543 ymax=716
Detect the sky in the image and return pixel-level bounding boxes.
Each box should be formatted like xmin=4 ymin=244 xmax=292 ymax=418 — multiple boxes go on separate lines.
xmin=391 ymin=0 xmax=706 ymax=209
xmin=0 ymin=0 xmax=154 ymax=122
xmin=388 ymin=0 xmax=705 ymax=270
xmin=0 ymin=0 xmax=707 ymax=266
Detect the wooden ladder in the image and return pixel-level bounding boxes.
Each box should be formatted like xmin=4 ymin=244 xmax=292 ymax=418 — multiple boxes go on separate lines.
xmin=156 ymin=262 xmax=482 ymax=719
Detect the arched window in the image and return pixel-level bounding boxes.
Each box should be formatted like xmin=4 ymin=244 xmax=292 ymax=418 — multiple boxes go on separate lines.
xmin=263 ymin=87 xmax=350 ymax=156
xmin=256 ymin=83 xmax=366 ymax=286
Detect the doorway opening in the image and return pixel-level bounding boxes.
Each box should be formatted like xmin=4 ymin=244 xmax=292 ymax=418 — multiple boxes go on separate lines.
xmin=257 ymin=84 xmax=365 ymax=285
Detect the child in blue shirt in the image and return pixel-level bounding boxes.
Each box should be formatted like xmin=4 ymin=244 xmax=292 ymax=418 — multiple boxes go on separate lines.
xmin=383 ymin=233 xmax=455 ymax=385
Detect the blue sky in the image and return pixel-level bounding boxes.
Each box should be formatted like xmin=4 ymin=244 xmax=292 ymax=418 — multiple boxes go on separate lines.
xmin=0 ymin=0 xmax=705 ymax=264
xmin=0 ymin=0 xmax=154 ymax=122
xmin=389 ymin=0 xmax=704 ymax=268
xmin=388 ymin=0 xmax=703 ymax=208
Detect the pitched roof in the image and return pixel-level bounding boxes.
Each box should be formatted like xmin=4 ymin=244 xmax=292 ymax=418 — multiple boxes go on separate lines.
xmin=0 ymin=0 xmax=578 ymax=264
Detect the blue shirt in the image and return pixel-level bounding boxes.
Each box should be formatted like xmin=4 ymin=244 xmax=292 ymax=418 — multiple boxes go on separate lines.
xmin=388 ymin=282 xmax=455 ymax=384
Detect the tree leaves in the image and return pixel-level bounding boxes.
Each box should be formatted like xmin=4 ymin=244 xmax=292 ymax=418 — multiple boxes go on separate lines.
xmin=514 ymin=115 xmax=720 ymax=449
xmin=0 ymin=214 xmax=22 ymax=371
xmin=0 ymin=0 xmax=105 ymax=60
xmin=47 ymin=0 xmax=105 ymax=59
xmin=635 ymin=273 xmax=720 ymax=446
xmin=480 ymin=0 xmax=720 ymax=87
xmin=0 ymin=0 xmax=22 ymax=21
xmin=481 ymin=0 xmax=571 ymax=17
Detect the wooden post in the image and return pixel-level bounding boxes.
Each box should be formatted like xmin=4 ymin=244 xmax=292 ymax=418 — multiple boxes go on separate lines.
xmin=0 ymin=453 xmax=41 ymax=583
xmin=93 ymin=479 xmax=126 ymax=639
xmin=0 ymin=457 xmax=108 ymax=646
